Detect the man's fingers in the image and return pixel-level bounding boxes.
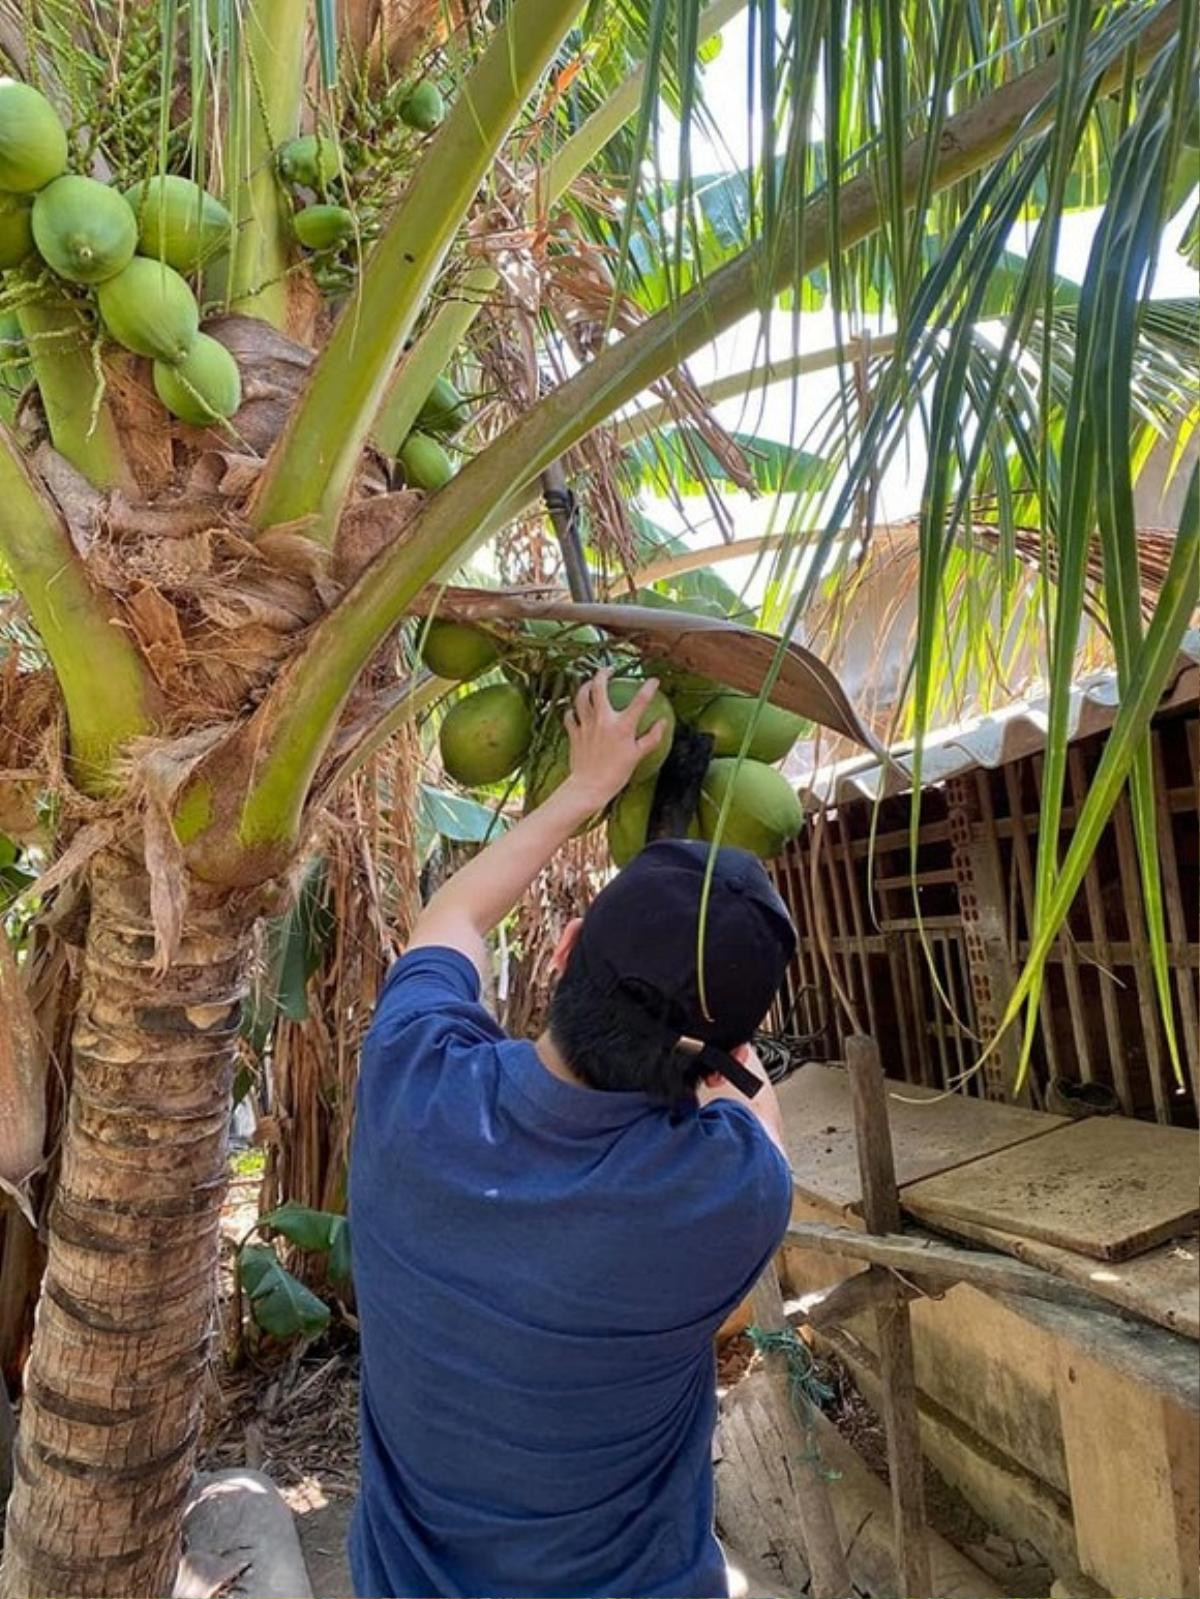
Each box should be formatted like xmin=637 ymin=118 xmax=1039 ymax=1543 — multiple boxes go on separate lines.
xmin=619 ymin=676 xmax=660 ymax=722
xmin=635 ymin=716 xmax=667 ymax=753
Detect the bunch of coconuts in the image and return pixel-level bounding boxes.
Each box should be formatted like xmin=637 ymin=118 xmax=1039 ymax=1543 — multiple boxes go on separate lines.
xmin=423 ymin=618 xmax=807 ymax=865
xmin=0 ymin=77 xmax=240 ymax=425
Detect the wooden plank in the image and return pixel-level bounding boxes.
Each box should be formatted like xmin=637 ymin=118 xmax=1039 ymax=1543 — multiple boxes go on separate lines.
xmin=1003 ymin=763 xmax=1065 ymax=1085
xmin=778 ymin=1063 xmax=1066 ymax=1216
xmin=835 ymin=811 xmax=879 ymax=1041
xmin=913 ymin=1214 xmax=1199 ymax=1341
xmin=1152 ymin=733 xmax=1200 ymax=1109
xmin=819 ymin=815 xmax=861 ymax=1029
xmin=845 ymin=1035 xmax=931 ymax=1599
xmin=902 ymin=1116 xmax=1200 ymax=1262
xmin=782 ymin=1221 xmax=1125 ymax=1310
xmin=1111 ymin=790 xmax=1171 ymax=1123
xmin=1067 ymin=746 xmax=1131 ymax=1112
xmin=748 ymin=1268 xmax=853 ymax=1598
xmin=1030 ymin=755 xmax=1096 ymax=1084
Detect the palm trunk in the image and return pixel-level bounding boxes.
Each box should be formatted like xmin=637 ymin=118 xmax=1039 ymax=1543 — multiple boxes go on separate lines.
xmin=0 ymin=849 xmax=250 ymax=1599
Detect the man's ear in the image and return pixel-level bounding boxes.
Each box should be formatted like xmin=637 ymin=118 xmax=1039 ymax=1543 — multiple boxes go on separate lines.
xmin=549 ymin=917 xmax=584 ymax=977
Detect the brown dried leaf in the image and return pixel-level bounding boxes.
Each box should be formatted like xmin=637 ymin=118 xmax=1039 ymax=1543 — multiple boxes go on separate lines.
xmin=0 ymin=930 xmax=45 ymax=1190
xmin=124 ymin=584 xmax=187 ymax=691
xmin=334 ymin=490 xmax=422 ymax=586
xmin=420 ymin=586 xmax=876 ymax=746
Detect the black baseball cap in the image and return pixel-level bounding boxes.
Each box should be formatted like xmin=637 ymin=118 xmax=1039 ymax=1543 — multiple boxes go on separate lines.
xmin=571 ymin=840 xmax=797 ymax=1096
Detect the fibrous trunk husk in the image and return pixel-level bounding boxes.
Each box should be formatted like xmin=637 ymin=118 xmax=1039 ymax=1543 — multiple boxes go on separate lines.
xmin=0 ymin=848 xmax=250 ymax=1599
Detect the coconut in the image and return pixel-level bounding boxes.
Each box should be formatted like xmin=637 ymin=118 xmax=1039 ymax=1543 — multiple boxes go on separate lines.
xmin=417 ymin=373 xmax=468 ymax=435
xmin=400 ymin=82 xmax=446 ymax=132
xmin=694 ymin=694 xmax=808 ymax=764
xmin=32 ymin=175 xmax=138 ymax=285
xmin=276 ymin=134 xmax=340 ymax=190
xmin=607 ymin=677 xmax=675 ymax=782
xmin=123 ymin=175 xmax=231 ymax=273
xmin=697 ymin=758 xmax=803 ymax=860
xmin=439 ymin=683 xmax=532 ymax=787
xmin=97 ymin=257 xmax=200 ymax=363
xmin=293 ymin=204 xmax=354 ymax=251
xmin=420 ymin=620 xmax=499 ymax=681
xmin=0 ymin=79 xmax=67 ymax=193
xmin=0 ymin=191 xmax=33 ymax=269
xmin=606 ymin=780 xmax=657 ymax=868
xmin=153 ymin=332 xmax=241 ymax=425
xmin=399 ymin=430 xmax=455 ymax=491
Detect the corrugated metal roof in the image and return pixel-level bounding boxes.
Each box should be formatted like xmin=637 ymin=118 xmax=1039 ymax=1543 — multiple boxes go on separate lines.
xmin=798 ymin=629 xmax=1200 ymax=811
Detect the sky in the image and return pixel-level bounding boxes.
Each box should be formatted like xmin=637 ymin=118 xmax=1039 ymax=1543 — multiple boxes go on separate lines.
xmin=626 ymin=12 xmax=1200 ymax=611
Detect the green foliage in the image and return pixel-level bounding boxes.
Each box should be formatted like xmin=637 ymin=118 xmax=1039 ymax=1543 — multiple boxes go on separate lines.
xmin=242 ymin=859 xmax=334 ymax=1051
xmin=238 ymin=1243 xmax=332 ymax=1340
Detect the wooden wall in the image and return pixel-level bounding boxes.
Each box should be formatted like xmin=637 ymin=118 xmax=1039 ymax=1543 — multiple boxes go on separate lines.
xmin=772 ymin=702 xmax=1199 ymax=1126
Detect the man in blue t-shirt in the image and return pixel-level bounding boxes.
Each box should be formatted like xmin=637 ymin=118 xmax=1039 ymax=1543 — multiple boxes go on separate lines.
xmin=349 ymin=668 xmax=797 ymax=1599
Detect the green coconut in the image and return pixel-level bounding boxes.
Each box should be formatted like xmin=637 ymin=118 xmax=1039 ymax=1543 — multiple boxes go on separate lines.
xmin=645 ymin=658 xmax=725 ymax=722
xmin=0 ymin=79 xmax=67 ymax=193
xmin=400 ymin=81 xmax=446 ymax=132
xmin=276 ymin=134 xmax=341 ymax=191
xmin=123 ymin=175 xmax=231 ymax=273
xmin=417 ymin=373 xmax=468 ymax=435
xmin=153 ymin=331 xmax=241 ymax=425
xmin=32 ymin=175 xmax=137 ymax=285
xmin=439 ymin=683 xmax=532 ymax=787
xmin=399 ymin=430 xmax=455 ymax=491
xmin=697 ymin=758 xmax=803 ymax=860
xmin=607 ymin=677 xmax=675 ymax=783
xmin=0 ymin=191 xmax=33 ymax=269
xmin=293 ymin=203 xmax=354 ymax=251
xmin=694 ymin=694 xmax=808 ymax=764
xmin=97 ymin=256 xmax=200 ymax=363
xmin=606 ymin=780 xmax=657 ymax=868
xmin=420 ymin=619 xmax=499 ymax=681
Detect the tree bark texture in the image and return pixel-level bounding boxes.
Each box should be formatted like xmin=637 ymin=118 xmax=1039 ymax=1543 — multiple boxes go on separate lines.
xmin=0 ymin=849 xmax=250 ymax=1599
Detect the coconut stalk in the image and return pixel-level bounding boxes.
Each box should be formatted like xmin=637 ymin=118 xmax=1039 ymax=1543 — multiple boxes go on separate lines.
xmin=0 ymin=428 xmax=159 ymax=788
xmin=14 ymin=283 xmax=131 ymax=493
xmin=187 ymin=1 xmax=1184 ymax=884
xmin=250 ymin=0 xmax=584 ymax=542
xmin=222 ymin=0 xmax=308 ymax=327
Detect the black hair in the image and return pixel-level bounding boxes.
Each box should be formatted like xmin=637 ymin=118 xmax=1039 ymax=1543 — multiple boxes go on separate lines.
xmin=546 ymin=958 xmax=704 ymax=1106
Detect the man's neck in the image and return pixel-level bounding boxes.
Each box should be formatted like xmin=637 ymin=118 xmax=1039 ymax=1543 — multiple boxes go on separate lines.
xmin=534 ymin=1031 xmax=591 ymax=1090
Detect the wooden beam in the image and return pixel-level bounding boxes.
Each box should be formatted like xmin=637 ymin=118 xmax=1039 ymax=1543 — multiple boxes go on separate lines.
xmin=749 ymin=1268 xmax=853 ymax=1598
xmin=788 ymin=1268 xmax=921 ymax=1330
xmin=782 ymin=1221 xmax=1128 ymax=1311
xmin=846 ymin=1033 xmax=932 ymax=1599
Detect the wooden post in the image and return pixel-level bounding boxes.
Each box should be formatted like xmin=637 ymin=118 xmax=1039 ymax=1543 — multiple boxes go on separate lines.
xmin=749 ymin=1266 xmax=853 ymax=1599
xmin=845 ymin=1033 xmax=933 ymax=1599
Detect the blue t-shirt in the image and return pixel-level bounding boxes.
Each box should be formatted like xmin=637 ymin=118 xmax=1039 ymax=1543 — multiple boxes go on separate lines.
xmin=348 ymin=946 xmax=792 ymax=1599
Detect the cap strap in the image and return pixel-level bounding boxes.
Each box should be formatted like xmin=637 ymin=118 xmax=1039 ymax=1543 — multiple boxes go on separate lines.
xmin=694 ymin=1042 xmax=763 ymax=1099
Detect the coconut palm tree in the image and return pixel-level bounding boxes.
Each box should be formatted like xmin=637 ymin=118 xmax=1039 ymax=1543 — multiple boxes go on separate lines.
xmin=0 ymin=0 xmax=1196 ymax=1593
